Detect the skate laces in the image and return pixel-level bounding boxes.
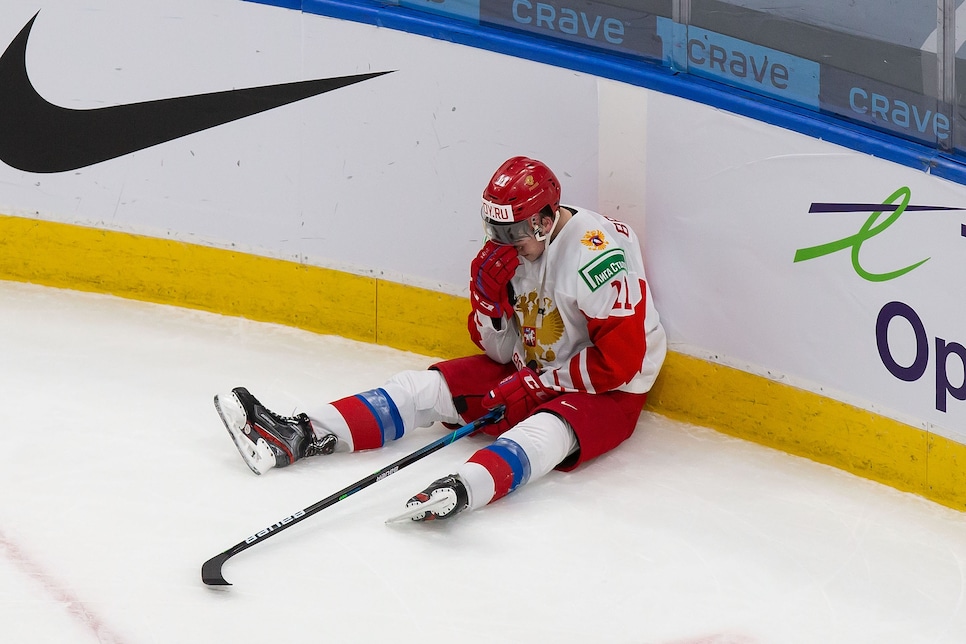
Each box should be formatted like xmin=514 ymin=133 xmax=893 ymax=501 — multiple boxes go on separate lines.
xmin=273 ymin=411 xmax=337 ymax=457
xmin=256 ymin=404 xmax=306 ymax=427
xmin=255 ymin=405 xmax=332 ymax=455
xmin=305 ymin=433 xmax=337 ymax=457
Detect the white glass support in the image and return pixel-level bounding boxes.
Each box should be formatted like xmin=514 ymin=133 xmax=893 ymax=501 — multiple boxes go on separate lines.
xmin=672 ymin=0 xmax=690 ymax=25
xmin=938 ymin=0 xmax=956 ymax=149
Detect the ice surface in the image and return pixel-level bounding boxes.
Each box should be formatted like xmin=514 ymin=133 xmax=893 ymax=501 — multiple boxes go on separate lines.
xmin=1 ymin=280 xmax=965 ymax=643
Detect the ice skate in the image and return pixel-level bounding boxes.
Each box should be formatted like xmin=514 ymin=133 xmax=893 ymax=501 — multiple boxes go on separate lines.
xmin=386 ymin=474 xmax=468 ymax=523
xmin=213 ymin=387 xmax=336 ymax=475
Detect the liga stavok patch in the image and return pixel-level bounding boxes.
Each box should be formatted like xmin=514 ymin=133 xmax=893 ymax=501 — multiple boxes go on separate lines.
xmin=578 ymin=249 xmax=626 ymax=291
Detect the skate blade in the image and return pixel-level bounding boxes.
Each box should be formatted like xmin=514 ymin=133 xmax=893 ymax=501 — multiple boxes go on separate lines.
xmin=385 ymin=495 xmax=454 ymax=524
xmin=214 ymin=393 xmax=272 ymax=475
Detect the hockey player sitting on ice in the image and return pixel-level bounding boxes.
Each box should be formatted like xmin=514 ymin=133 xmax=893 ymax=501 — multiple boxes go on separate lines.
xmin=214 ymin=156 xmax=666 ymax=522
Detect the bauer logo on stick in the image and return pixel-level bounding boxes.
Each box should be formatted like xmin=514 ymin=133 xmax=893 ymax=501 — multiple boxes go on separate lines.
xmin=245 ymin=510 xmax=306 ymax=544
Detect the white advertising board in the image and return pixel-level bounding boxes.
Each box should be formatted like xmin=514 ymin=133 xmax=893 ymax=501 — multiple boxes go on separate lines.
xmin=2 ymin=0 xmax=963 ymax=449
xmin=645 ymin=92 xmax=966 ymax=443
xmin=0 ymin=0 xmax=600 ymax=294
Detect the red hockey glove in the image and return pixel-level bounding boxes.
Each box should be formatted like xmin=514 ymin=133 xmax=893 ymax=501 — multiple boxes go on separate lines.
xmin=470 ymin=241 xmax=520 ymax=319
xmin=482 ymin=367 xmax=559 ymax=431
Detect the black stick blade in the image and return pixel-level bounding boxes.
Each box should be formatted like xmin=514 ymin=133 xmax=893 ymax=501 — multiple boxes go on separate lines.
xmin=202 ymin=551 xmax=233 ymax=586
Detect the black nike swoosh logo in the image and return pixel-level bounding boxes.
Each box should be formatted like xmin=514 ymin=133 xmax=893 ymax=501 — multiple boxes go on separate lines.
xmin=0 ymin=12 xmax=392 ymax=173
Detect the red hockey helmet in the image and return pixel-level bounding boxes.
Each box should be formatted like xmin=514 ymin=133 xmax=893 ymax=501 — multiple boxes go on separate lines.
xmin=481 ymin=156 xmax=561 ymax=245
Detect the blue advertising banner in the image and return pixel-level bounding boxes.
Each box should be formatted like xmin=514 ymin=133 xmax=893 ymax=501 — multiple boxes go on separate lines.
xmin=820 ymin=65 xmax=946 ymax=149
xmin=657 ymin=18 xmax=820 ymax=110
xmin=242 ymin=0 xmax=966 ymax=186
xmin=479 ymin=0 xmax=664 ymax=61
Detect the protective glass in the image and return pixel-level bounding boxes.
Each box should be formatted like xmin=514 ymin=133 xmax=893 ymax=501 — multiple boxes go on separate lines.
xmin=482 ymin=218 xmax=537 ymax=245
xmin=481 ymin=198 xmax=538 ymax=245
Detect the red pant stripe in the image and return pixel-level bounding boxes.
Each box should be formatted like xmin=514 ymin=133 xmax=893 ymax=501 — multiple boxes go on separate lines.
xmin=331 ymin=396 xmax=383 ymax=451
xmin=468 ymin=447 xmax=515 ymax=503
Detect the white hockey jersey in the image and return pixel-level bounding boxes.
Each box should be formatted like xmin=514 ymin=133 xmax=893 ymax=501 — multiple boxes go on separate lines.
xmin=470 ymin=207 xmax=666 ymax=395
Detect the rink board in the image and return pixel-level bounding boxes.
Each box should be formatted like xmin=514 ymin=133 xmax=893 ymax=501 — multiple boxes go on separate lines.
xmin=0 ymin=1 xmax=965 ymax=512
xmin=1 ymin=213 xmax=963 ymax=511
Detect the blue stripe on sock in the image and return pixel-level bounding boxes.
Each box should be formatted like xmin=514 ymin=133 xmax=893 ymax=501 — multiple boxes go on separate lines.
xmin=355 ymin=388 xmax=405 ymax=444
xmin=484 ymin=438 xmax=532 ymax=494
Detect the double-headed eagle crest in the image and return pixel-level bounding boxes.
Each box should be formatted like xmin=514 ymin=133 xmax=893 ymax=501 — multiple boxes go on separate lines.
xmin=515 ymin=290 xmax=564 ymax=368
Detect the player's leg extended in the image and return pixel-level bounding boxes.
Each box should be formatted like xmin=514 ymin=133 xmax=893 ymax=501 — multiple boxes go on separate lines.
xmin=314 ymin=353 xmax=515 ymax=457
xmin=304 ymin=369 xmax=462 ymax=452
xmin=397 ymin=389 xmax=647 ymax=521
xmin=398 ymin=411 xmax=577 ymax=521
xmin=460 ymin=412 xmax=578 ymax=509
xmin=214 ymin=370 xmax=461 ymax=474
xmin=214 ymin=386 xmax=338 ymax=475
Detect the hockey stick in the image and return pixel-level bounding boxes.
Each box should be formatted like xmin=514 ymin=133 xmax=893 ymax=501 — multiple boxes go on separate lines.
xmin=201 ymin=407 xmax=503 ymax=586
